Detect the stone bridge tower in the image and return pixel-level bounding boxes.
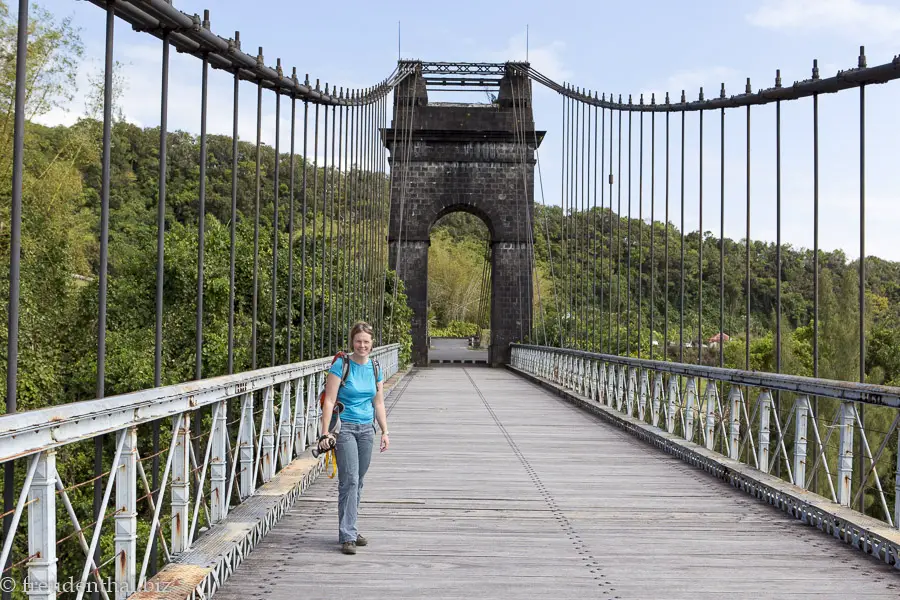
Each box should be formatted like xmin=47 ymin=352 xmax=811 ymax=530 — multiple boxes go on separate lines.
xmin=383 ymin=62 xmax=544 ymax=366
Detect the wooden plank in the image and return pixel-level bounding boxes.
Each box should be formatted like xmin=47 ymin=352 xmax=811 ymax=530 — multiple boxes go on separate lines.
xmin=212 ymin=367 xmax=900 ymax=599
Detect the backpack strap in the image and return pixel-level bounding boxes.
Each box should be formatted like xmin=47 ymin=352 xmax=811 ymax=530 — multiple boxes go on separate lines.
xmin=372 ymin=358 xmax=380 ymax=384
xmin=341 ymin=355 xmax=351 ymax=386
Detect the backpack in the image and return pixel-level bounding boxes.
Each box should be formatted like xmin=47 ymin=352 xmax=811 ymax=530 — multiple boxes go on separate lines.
xmin=316 ymin=352 xmax=381 ymax=477
xmin=318 ymin=351 xmax=381 ymax=411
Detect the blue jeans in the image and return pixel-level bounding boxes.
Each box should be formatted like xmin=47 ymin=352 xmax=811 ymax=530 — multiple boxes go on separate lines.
xmin=335 ymin=421 xmax=375 ymax=543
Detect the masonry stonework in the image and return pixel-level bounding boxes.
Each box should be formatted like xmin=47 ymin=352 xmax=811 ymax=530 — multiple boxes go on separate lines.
xmin=384 ymin=64 xmax=544 ymax=366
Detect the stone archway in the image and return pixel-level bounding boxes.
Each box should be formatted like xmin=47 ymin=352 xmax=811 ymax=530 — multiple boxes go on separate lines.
xmin=383 ymin=62 xmax=545 ymax=366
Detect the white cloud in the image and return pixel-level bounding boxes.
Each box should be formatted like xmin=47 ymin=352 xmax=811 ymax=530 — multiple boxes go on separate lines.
xmin=747 ymin=0 xmax=900 ymax=41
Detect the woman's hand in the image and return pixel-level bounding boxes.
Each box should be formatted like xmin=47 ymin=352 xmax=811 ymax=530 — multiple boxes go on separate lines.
xmin=317 ymin=433 xmax=335 ymax=453
xmin=380 ymin=432 xmax=390 ymax=453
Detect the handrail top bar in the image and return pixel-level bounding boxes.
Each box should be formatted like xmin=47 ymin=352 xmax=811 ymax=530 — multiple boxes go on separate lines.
xmin=524 ymin=55 xmax=900 ymax=112
xmin=512 ymin=344 xmax=900 ymax=408
xmin=0 ymin=345 xmax=400 ymax=463
xmin=84 ymin=0 xmax=409 ymax=106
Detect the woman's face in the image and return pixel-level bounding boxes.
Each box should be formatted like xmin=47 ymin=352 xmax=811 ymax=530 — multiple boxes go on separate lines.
xmin=352 ymin=331 xmax=373 ymax=357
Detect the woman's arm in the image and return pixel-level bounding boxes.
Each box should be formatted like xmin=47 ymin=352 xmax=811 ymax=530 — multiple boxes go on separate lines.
xmin=319 ymin=371 xmax=342 ymax=443
xmin=372 ymin=379 xmax=390 ymax=452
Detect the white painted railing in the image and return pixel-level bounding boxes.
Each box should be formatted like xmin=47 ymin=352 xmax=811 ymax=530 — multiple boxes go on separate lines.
xmin=511 ymin=344 xmax=900 ymax=533
xmin=0 ymin=345 xmax=399 ymax=599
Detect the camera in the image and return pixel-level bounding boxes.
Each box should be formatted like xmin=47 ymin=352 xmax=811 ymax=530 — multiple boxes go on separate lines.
xmin=311 ymin=433 xmax=335 ymax=458
xmin=311 ymin=401 xmax=343 ymax=458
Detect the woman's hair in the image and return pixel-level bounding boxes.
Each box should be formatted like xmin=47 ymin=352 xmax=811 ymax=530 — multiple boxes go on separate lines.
xmin=349 ymin=321 xmax=375 ymax=345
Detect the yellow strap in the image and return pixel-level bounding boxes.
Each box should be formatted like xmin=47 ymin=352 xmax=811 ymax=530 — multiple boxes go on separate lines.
xmin=325 ymin=449 xmax=338 ymax=478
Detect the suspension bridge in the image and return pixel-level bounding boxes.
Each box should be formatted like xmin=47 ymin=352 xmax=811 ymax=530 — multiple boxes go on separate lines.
xmin=2 ymin=1 xmax=900 ymax=598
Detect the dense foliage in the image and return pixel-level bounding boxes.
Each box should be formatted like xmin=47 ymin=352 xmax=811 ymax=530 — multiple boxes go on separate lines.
xmin=0 ymin=4 xmax=412 ymax=592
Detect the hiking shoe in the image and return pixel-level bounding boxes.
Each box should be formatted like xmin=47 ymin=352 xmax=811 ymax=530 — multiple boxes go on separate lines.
xmin=355 ymin=534 xmax=368 ymax=547
xmin=341 ymin=541 xmax=357 ymax=555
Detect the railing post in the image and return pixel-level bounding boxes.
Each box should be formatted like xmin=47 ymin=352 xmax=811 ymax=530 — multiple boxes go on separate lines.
xmin=238 ymin=392 xmax=255 ymax=499
xmin=305 ymin=375 xmax=318 ymax=450
xmin=260 ymin=386 xmax=275 ymax=483
xmin=666 ymin=376 xmax=678 ymax=434
xmin=597 ymin=361 xmax=607 ymax=405
xmin=638 ymin=369 xmax=649 ymax=421
xmin=114 ymin=428 xmax=137 ymax=598
xmin=27 ymin=451 xmax=56 ymax=600
xmin=837 ymin=401 xmax=856 ymax=506
xmin=651 ymin=373 xmax=663 ymax=427
xmin=577 ymin=357 xmax=583 ymax=394
xmin=793 ymin=396 xmax=809 ymax=488
xmin=728 ymin=387 xmax=742 ymax=460
xmin=277 ymin=382 xmax=293 ymax=470
xmin=171 ymin=414 xmax=191 ymax=553
xmin=292 ymin=377 xmax=306 ymax=457
xmin=616 ymin=365 xmax=626 ymax=411
xmin=757 ymin=391 xmax=772 ymax=474
xmin=210 ymin=399 xmax=227 ymax=523
xmin=684 ymin=377 xmax=697 ymax=442
xmin=704 ymin=381 xmax=717 ymax=451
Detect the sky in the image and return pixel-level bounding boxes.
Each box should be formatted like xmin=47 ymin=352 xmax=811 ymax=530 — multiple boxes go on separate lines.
xmin=34 ymin=0 xmax=900 ymax=260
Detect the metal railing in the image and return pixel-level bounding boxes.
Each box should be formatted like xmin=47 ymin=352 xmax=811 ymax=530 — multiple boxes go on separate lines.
xmin=0 ymin=345 xmax=398 ymax=600
xmin=511 ymin=344 xmax=900 ymax=533
xmin=5 ymin=1 xmax=408 ymax=598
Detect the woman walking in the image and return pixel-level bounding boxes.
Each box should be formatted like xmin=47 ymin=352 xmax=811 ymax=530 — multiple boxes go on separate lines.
xmin=318 ymin=322 xmax=390 ymax=555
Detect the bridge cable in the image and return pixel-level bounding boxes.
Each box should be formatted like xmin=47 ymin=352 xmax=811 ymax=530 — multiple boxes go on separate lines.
xmin=310 ymin=89 xmax=320 ymax=357
xmin=324 ymin=97 xmax=335 ymax=353
xmin=383 ymin=90 xmax=401 ymax=342
xmin=367 ymin=90 xmax=377 ymax=326
xmin=559 ymin=93 xmax=567 ymax=346
xmin=271 ymin=74 xmax=281 ymax=367
xmin=319 ymin=98 xmax=330 ymax=354
xmin=353 ymin=90 xmax=363 ymax=328
xmin=699 ymin=106 xmax=704 ymax=368
xmin=511 ymin=75 xmax=543 ymax=345
xmin=679 ymin=103 xmax=686 ymax=363
xmin=286 ymin=78 xmax=298 ymax=364
xmin=379 ymin=92 xmax=390 ymax=343
xmin=592 ymin=101 xmax=600 ymax=353
xmin=150 ymin=30 xmax=172 ymax=578
xmin=638 ymin=105 xmax=644 ymax=358
xmin=650 ymin=103 xmax=656 ymax=360
xmin=608 ymin=102 xmax=615 ymax=354
xmin=664 ymin=104 xmax=670 ymax=365
xmin=562 ymin=91 xmax=571 ymax=346
xmin=530 ymin=114 xmax=564 ymax=346
xmin=358 ymin=89 xmax=367 ymax=328
xmin=585 ymin=93 xmax=592 ymax=349
xmin=573 ymin=92 xmax=582 ymax=348
xmin=510 ymin=79 xmax=525 ymax=341
xmin=342 ymin=95 xmax=353 ymax=341
xmin=626 ymin=106 xmax=632 ymax=357
xmin=650 ymin=104 xmax=656 ymax=361
xmin=334 ymin=95 xmax=344 ymax=346
xmin=516 ymin=76 xmax=546 ymax=346
xmin=329 ymin=100 xmax=341 ymax=352
xmin=616 ymin=104 xmax=623 ymax=355
xmin=300 ymin=93 xmax=310 ymax=360
xmin=387 ymin=70 xmax=419 ymax=339
xmin=252 ymin=78 xmax=262 ymax=369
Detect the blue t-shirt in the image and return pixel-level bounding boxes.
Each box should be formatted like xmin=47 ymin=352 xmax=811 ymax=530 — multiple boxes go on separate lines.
xmin=329 ymin=356 xmax=383 ymax=424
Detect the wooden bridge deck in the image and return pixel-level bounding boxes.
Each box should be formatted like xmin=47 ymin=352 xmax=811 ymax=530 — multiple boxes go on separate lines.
xmin=213 ymin=366 xmax=899 ymax=599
